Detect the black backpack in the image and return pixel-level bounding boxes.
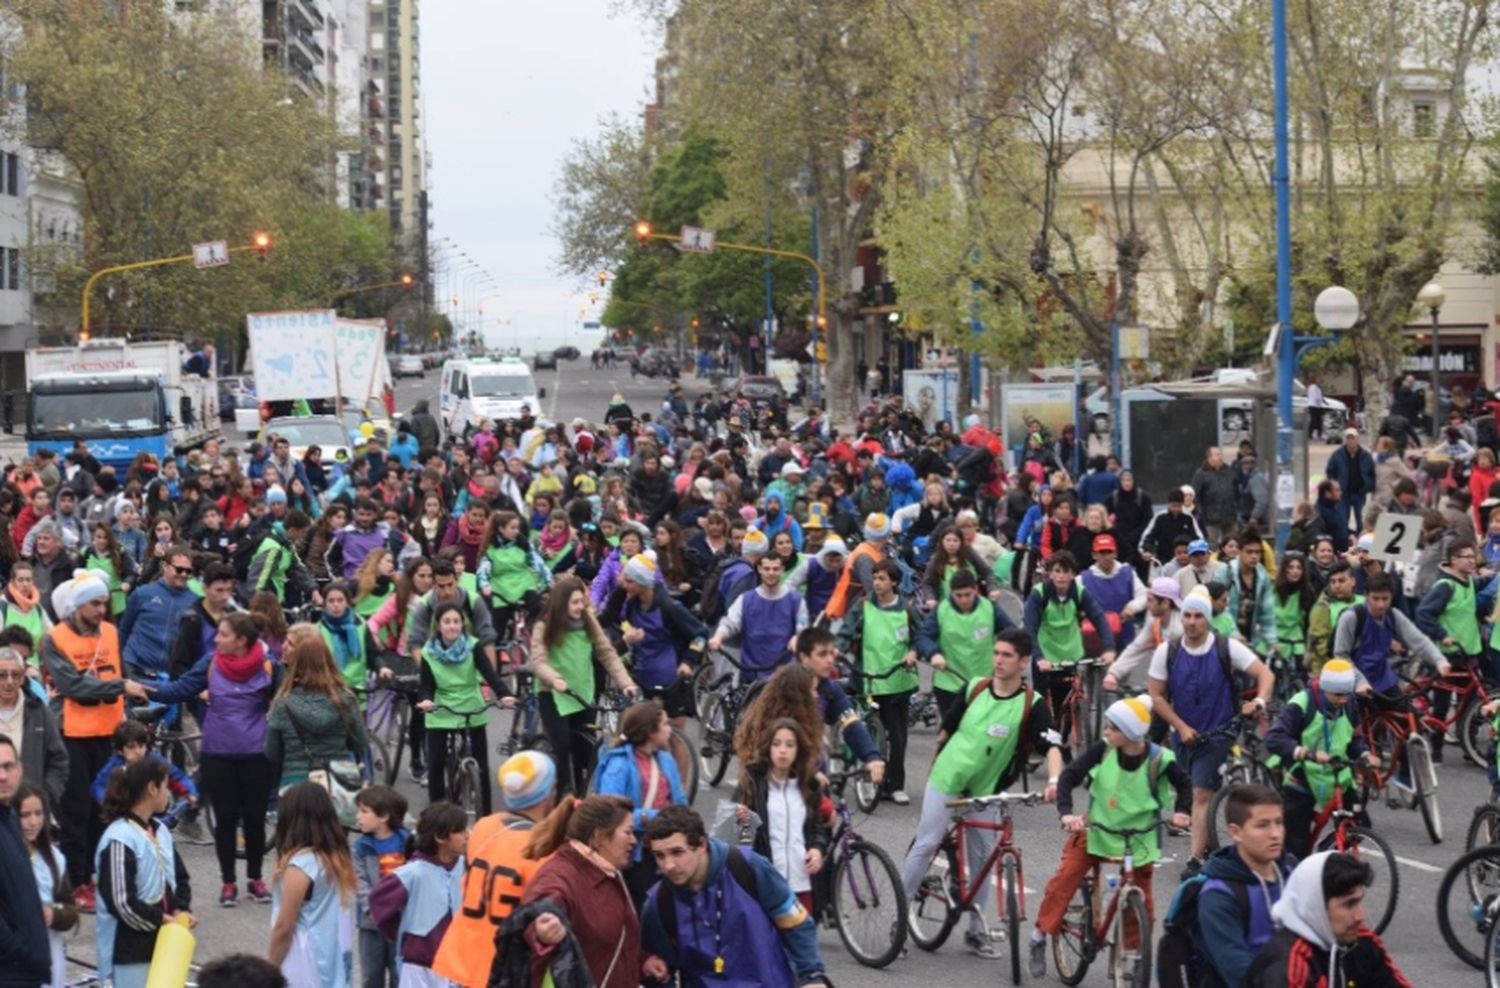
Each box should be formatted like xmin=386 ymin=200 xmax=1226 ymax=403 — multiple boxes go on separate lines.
xmin=653 ymin=846 xmax=757 ymax=947
xmin=1157 ymin=873 xmax=1250 ymax=988
xmin=1163 ymin=633 xmax=1237 ymax=711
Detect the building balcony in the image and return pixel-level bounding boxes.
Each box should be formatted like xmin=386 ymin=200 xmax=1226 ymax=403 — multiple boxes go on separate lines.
xmin=289 ymin=0 xmax=325 ymax=31
xmin=286 ymin=28 xmax=324 ymax=68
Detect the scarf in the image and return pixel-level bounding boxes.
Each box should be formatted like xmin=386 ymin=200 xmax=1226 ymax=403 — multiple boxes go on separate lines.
xmin=538 ymin=525 xmax=572 ymax=556
xmin=426 ymin=631 xmax=474 ymax=665
xmin=568 ymin=839 xmax=619 ymax=878
xmin=457 ymin=513 xmax=485 ymax=547
xmin=214 ymin=640 xmax=268 ymax=683
xmin=7 ymin=583 xmax=38 ymax=612
xmin=320 ymin=610 xmax=362 ymax=669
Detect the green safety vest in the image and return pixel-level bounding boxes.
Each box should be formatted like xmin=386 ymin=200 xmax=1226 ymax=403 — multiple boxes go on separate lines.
xmin=458 ymin=572 xmax=479 ymax=599
xmin=84 ymin=553 xmax=126 ymax=616
xmin=1328 ymin=595 xmax=1363 ymax=630
xmin=547 ymin=628 xmax=596 ymax=717
xmin=1084 ymin=745 xmax=1174 ymax=865
xmin=1209 ymin=611 xmax=1237 ymax=639
xmin=1032 ymin=584 xmax=1084 ymax=663
xmin=1437 ymin=576 xmax=1482 ymax=656
xmin=937 ymin=562 xmax=976 ymax=601
xmin=934 ymin=598 xmax=995 ymax=694
xmin=1268 ymin=688 xmax=1354 ymax=804
xmin=355 ymin=588 xmax=392 ymax=622
xmin=929 ymin=680 xmax=1027 ymax=796
xmin=319 ymin=625 xmax=368 ymax=706
xmin=1 ymin=599 xmax=43 ymax=644
xmin=1274 ymin=593 xmax=1305 ymax=657
xmin=860 ymin=600 xmax=918 ymax=695
xmin=423 ymin=644 xmax=488 ymax=730
xmin=485 ymin=544 xmax=536 ymax=605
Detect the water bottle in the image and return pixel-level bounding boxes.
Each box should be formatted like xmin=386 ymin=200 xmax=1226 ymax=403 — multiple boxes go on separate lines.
xmin=1106 ymin=874 xmax=1120 ymax=893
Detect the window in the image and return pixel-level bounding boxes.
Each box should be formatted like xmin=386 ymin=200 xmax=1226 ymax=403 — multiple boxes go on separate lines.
xmin=3 ymin=247 xmax=20 ymax=290
xmin=1 ymin=153 xmax=19 ymax=197
xmin=1413 ymin=100 xmax=1436 ymax=138
xmin=371 ymin=31 xmax=384 ymax=51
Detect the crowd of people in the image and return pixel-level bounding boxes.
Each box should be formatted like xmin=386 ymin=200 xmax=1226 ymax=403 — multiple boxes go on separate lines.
xmin=0 ymin=368 xmax=1470 ymax=988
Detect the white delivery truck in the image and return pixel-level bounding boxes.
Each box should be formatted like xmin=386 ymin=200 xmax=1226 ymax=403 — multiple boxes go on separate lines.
xmin=17 ymin=338 xmax=219 ymax=469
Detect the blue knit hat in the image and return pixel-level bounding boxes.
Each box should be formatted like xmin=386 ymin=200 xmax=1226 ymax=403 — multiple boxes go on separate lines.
xmin=498 ymin=751 xmax=556 ymax=810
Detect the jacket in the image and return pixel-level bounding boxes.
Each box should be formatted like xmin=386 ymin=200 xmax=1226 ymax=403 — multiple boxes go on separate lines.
xmin=528 ymin=612 xmax=634 ymax=695
xmin=1325 ymin=445 xmax=1376 ymax=499
xmin=488 ymin=898 xmax=594 ymax=988
xmin=118 ymin=579 xmax=202 ymax=676
xmin=740 ymin=762 xmax=830 ymax=866
xmin=406 ymin=401 xmax=441 ymax=450
xmin=1137 ymin=507 xmax=1203 ymax=561
xmin=152 ymin=644 xmax=279 ymax=756
xmin=593 ymin=743 xmax=688 ymax=859
xmin=264 ymin=687 xmax=368 ymax=782
xmin=1314 ymin=496 xmax=1350 ymax=552
xmin=1192 ymin=463 xmax=1239 ymax=526
xmin=14 ymin=689 xmax=68 ymax=806
xmin=521 ymin=842 xmax=641 ymax=988
xmin=0 ymin=801 xmax=51 ymax=987
xmin=1195 ymin=844 xmax=1297 ymax=988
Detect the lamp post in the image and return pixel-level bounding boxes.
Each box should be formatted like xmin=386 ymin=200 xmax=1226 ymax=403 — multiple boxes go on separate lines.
xmin=1417 ymin=280 xmax=1445 ymax=432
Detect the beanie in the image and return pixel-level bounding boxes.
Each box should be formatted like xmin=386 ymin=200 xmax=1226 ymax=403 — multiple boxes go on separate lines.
xmin=623 ymin=553 xmax=658 ymax=587
xmin=1106 ymin=695 xmax=1154 ymax=742
xmin=864 ymin=513 xmax=891 ymax=540
xmin=498 ymin=751 xmax=556 ymax=810
xmin=66 ymin=570 xmax=110 ymax=614
xmin=818 ymin=535 xmax=849 ymax=559
xmin=1181 ymin=587 xmax=1214 ymax=619
xmin=1320 ymin=658 xmax=1357 ymax=694
xmin=266 ymin=485 xmax=288 ymax=506
xmin=741 ymin=529 xmax=770 ymax=558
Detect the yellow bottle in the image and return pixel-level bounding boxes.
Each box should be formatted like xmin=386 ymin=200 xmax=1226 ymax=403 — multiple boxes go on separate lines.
xmin=146 ymin=913 xmax=196 ymax=988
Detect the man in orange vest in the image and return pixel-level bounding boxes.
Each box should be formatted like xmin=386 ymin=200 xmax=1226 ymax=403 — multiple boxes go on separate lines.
xmin=431 ymin=750 xmax=557 ymax=986
xmin=823 ymin=512 xmax=892 ymax=621
xmin=40 ymin=570 xmax=147 ymax=913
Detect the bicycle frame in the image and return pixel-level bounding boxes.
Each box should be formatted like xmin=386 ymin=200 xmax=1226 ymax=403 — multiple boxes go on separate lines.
xmin=946 ymin=807 xmax=1028 ymax=923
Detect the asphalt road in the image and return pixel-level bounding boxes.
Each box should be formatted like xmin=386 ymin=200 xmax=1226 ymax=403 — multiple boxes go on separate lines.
xmin=56 ymin=363 xmax=1486 ymax=986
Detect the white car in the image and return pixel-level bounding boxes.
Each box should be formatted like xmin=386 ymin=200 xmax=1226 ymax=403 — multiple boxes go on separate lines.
xmin=393 ymin=354 xmax=425 ymax=378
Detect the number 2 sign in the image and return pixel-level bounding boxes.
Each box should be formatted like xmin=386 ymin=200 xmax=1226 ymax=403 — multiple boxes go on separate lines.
xmin=1370 ymin=512 xmax=1423 ymax=563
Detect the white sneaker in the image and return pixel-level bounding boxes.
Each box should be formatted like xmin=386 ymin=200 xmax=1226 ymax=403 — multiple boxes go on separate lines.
xmin=891 ymin=790 xmax=911 ymax=806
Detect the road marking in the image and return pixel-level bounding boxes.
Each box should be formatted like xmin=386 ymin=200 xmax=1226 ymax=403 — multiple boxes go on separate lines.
xmin=1395 ymin=855 xmax=1443 ymax=873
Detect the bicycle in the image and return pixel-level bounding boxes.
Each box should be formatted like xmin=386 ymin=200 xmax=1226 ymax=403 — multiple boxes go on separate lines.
xmin=836 ymin=658 xmax=910 ymax=813
xmin=1360 ymin=688 xmax=1445 ymax=843
xmin=1051 ymin=823 xmax=1161 ymax=988
xmin=426 ymin=700 xmax=506 ymax=820
xmin=821 ymin=768 xmax=908 ymax=968
xmin=126 ymin=702 xmax=214 ymax=846
xmin=1436 ymin=841 xmax=1500 ymax=970
xmin=908 ymin=789 xmax=1045 ymax=984
xmin=1469 ymin=796 xmax=1500 ymax=853
xmin=1290 ymin=757 xmax=1399 ymax=934
xmin=696 ymin=649 xmax=759 ymax=788
xmin=1203 ymin=717 xmax=1275 ymax=850
xmin=1048 ymin=657 xmax=1107 ymax=752
xmin=365 ymin=673 xmax=418 ymax=785
xmin=527 ymin=686 xmax=700 ymax=801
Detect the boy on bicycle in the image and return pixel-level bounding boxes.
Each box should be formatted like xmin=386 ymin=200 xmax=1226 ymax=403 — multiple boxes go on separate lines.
xmin=902 ymin=628 xmax=1062 ymax=957
xmin=836 ymin=559 xmax=918 ymax=804
xmin=1031 ymin=694 xmax=1191 ymax=977
xmin=1263 ymin=659 xmax=1378 ymax=856
xmin=1022 ymin=550 xmax=1115 ymax=751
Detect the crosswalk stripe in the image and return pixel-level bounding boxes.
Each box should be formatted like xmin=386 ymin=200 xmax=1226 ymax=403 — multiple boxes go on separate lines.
xmin=1395 ymin=855 xmax=1443 ymax=873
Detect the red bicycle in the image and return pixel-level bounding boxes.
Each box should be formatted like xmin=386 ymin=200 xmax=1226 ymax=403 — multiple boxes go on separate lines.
xmin=907 ymin=790 xmax=1044 ymax=984
xmin=1297 ymin=756 xmax=1399 ymax=932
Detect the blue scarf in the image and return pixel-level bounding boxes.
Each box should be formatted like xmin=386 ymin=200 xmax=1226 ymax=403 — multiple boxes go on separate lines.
xmin=320 ymin=610 xmax=361 ymax=668
xmin=426 ymin=632 xmax=474 ymax=665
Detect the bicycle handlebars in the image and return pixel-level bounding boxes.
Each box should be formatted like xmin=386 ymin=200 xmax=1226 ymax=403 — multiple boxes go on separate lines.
xmin=945 ymin=790 xmax=1045 ymax=811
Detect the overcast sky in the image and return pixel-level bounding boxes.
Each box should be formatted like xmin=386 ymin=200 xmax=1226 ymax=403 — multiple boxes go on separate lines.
xmin=422 ymin=3 xmax=658 ymax=353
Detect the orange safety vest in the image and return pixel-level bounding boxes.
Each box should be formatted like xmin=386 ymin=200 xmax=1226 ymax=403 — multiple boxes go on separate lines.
xmin=430 ymin=813 xmax=548 ymax=987
xmin=823 ymin=541 xmax=885 ymax=620
xmin=50 ymin=620 xmax=124 ymax=739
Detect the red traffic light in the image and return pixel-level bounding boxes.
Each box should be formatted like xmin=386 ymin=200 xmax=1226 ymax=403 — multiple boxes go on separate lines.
xmin=634 ymin=220 xmax=652 ymax=243
xmin=252 ymin=232 xmax=272 ymax=258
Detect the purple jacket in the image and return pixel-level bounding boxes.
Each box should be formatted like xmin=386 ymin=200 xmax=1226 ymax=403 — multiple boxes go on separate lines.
xmin=329 ymin=523 xmax=389 ymax=579
xmin=152 ymin=645 xmax=276 ymax=756
xmin=589 ymin=549 xmax=626 ymax=609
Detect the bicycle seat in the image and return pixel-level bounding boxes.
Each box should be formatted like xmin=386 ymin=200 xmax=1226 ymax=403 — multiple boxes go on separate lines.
xmin=126 ymin=702 xmax=169 ymax=724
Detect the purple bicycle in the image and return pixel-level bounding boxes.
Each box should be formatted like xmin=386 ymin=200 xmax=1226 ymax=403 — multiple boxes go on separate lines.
xmin=823 ymin=768 xmax=908 ymax=967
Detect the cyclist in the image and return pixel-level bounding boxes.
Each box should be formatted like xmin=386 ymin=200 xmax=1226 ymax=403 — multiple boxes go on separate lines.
xmin=243 ymin=510 xmax=321 ymax=607
xmin=429 ymin=751 xmax=558 ymax=986
xmin=1147 ymin=587 xmax=1275 ymax=868
xmin=1263 ymin=659 xmax=1377 ymax=856
xmin=476 ymin=510 xmax=549 ymax=641
xmin=601 ymin=553 xmax=707 ymax=726
xmin=1103 ymin=577 xmax=1182 ymax=694
xmin=784 ymin=535 xmax=847 ymax=620
xmin=836 ymin=559 xmax=918 ymax=804
xmin=915 ymin=569 xmax=1015 ymax=721
xmin=1187 ymin=784 xmax=1297 ymax=988
xmin=1030 ymin=694 xmax=1192 ymax=977
xmin=1414 ymin=539 xmax=1491 ymax=761
xmin=761 ymin=628 xmax=886 ymax=784
xmin=707 ymin=551 xmax=808 ymax=682
xmin=1244 ymin=852 xmax=1411 ymax=988
xmin=1306 ymin=561 xmax=1362 ymax=676
xmin=1079 ymin=534 xmax=1148 ymax=646
xmin=901 ymin=627 xmax=1062 ymax=957
xmin=822 ymin=512 xmax=893 ymax=621
xmin=1022 ymin=550 xmax=1116 ymax=750
xmin=699 ymin=527 xmax=767 ymax=628
xmin=1332 ymin=572 xmax=1446 ymax=708
xmin=405 ymin=559 xmax=502 ymax=677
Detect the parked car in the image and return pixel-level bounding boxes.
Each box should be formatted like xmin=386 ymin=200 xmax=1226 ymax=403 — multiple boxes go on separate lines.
xmin=534 ymin=350 xmax=559 ymax=371
xmin=217 ymin=376 xmax=247 ymax=421
xmin=553 ymin=345 xmax=581 ymax=362
xmin=735 ymin=375 xmax=789 ymax=426
xmin=261 ymin=415 xmax=351 ymax=464
xmin=393 ymin=354 xmax=425 ymax=378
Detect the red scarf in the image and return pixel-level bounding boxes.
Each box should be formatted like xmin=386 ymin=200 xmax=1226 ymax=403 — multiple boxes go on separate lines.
xmin=214 ymin=640 xmax=267 ymax=683
xmin=456 ymin=513 xmax=484 ymax=546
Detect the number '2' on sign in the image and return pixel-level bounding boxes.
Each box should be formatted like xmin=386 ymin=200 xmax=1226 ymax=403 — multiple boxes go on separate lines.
xmin=1370 ymin=512 xmax=1422 ymax=563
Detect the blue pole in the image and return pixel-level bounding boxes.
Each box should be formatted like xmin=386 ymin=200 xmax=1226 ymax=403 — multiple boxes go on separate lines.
xmin=968 ymin=30 xmax=983 ymax=412
xmin=1110 ymin=319 xmax=1122 ymax=457
xmin=1273 ymin=0 xmax=1295 ymax=548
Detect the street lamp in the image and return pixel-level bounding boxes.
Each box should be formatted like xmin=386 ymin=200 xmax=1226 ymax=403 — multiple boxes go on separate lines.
xmin=1417 ymin=280 xmax=1445 ymax=429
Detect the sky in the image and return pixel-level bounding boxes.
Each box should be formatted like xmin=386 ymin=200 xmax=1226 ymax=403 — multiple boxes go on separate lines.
xmin=423 ymin=2 xmax=659 ymax=353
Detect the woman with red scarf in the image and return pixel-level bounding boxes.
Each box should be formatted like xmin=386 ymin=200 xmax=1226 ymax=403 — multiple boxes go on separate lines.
xmin=440 ymin=500 xmax=490 ymax=573
xmin=145 ymin=612 xmax=279 ymax=906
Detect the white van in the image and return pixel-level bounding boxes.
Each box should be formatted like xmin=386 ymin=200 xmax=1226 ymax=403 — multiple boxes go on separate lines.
xmin=438 ymin=356 xmax=544 ymax=439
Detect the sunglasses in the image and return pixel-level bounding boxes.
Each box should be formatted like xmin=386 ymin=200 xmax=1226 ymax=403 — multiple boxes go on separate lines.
xmin=165 ymin=563 xmax=193 ymax=575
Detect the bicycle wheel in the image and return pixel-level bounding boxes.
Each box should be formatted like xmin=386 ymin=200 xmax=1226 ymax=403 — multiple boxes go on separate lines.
xmin=1462 ymin=690 xmax=1500 ymax=767
xmin=1109 ymin=885 xmax=1151 ymax=988
xmin=691 ymin=664 xmax=719 ymax=722
xmin=698 ymin=692 xmax=733 ymax=787
xmin=1205 ymin=783 xmax=1235 ymax=851
xmin=457 ymin=758 xmax=483 ymax=821
xmin=1319 ymin=824 xmax=1398 ymax=934
xmin=365 ymin=734 xmax=394 ymax=787
xmin=1487 ymin=908 xmax=1500 ymax=988
xmin=1471 ymin=804 xmax=1500 ymax=853
xmin=668 ymin=727 xmax=699 ymax=806
xmin=1002 ymin=857 xmax=1023 ymax=986
xmin=1437 ymin=842 xmax=1500 ymax=968
xmin=1408 ymin=733 xmax=1444 ymax=843
xmin=854 ymin=715 xmax=886 ymax=814
xmin=906 ymin=838 xmax=960 ymax=951
xmin=832 ymin=839 xmax=907 ymax=968
xmin=1052 ymin=876 xmax=1094 ymax=986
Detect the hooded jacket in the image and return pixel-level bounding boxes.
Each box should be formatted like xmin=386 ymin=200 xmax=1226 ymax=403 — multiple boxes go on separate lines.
xmin=1245 ymin=851 xmax=1410 ymax=988
xmin=884 ymin=462 xmax=922 ymax=513
xmin=759 ymin=492 xmax=804 ymax=551
xmin=118 ymin=578 xmax=201 ymax=675
xmin=1196 ymin=844 xmax=1297 ymax=988
xmin=0 ymin=800 xmax=51 ymax=987
xmin=406 ymin=399 xmax=441 ymax=450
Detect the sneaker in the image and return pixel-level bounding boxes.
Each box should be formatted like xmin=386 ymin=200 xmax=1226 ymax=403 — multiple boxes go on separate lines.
xmin=890 ymin=789 xmax=911 ymax=806
xmin=1029 ymin=937 xmax=1047 ymax=977
xmin=73 ymin=882 xmax=96 ymax=914
xmin=245 ymin=879 xmax=272 ymax=903
xmin=411 ymin=764 xmax=428 ymax=787
xmin=219 ymin=883 xmax=238 ymax=908
xmin=964 ymin=929 xmax=1000 ymax=958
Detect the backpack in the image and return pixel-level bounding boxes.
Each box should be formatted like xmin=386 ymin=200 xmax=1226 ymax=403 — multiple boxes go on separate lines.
xmin=699 ymin=558 xmax=750 ymax=625
xmin=1163 ymin=633 xmax=1237 ymax=712
xmin=653 ymin=846 xmax=757 ymax=948
xmin=231 ymin=530 xmax=271 ymax=584
xmin=1157 ymin=873 xmax=1251 ymax=988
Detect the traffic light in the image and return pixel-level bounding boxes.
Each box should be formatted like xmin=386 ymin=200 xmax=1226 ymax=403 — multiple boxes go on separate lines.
xmin=634 ymin=220 xmax=652 ymax=243
xmin=253 ymin=232 xmax=272 ymax=259
xmin=400 ymin=273 xmax=414 ymax=287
